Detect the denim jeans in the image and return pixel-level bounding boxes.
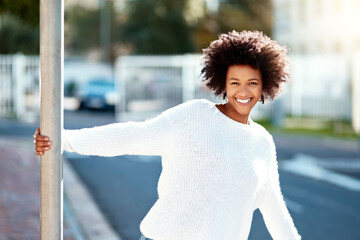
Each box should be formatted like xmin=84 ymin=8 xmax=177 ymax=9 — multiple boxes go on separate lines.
xmin=139 ymin=234 xmax=153 ymax=240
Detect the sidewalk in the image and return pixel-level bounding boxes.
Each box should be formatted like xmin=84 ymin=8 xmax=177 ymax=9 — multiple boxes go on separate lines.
xmin=0 ymin=136 xmax=75 ymax=240
xmin=0 ymin=134 xmax=121 ymax=240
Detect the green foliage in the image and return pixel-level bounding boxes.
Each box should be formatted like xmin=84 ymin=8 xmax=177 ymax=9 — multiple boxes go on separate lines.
xmin=0 ymin=14 xmax=39 ymax=54
xmin=257 ymin=117 xmax=359 ymax=139
xmin=0 ymin=0 xmax=39 ymax=26
xmin=193 ymin=0 xmax=273 ymax=52
xmin=120 ymin=0 xmax=194 ymax=54
xmin=64 ymin=0 xmax=273 ymax=56
xmin=65 ymin=6 xmax=101 ymax=53
xmin=0 ymin=0 xmax=39 ymax=54
xmin=0 ymin=0 xmax=274 ymax=56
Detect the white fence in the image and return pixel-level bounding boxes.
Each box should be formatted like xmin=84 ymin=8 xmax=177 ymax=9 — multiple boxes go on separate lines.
xmin=115 ymin=55 xmax=272 ymax=121
xmin=0 ymin=53 xmax=355 ymax=124
xmin=0 ymin=54 xmax=39 ymax=122
xmin=0 ymin=55 xmax=114 ymax=122
xmin=286 ymin=54 xmax=351 ymax=120
xmin=115 ymin=54 xmax=353 ymax=122
xmin=115 ymin=54 xmax=217 ymax=121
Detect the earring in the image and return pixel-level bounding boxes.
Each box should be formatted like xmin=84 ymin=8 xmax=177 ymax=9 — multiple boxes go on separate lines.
xmin=259 ymin=94 xmax=264 ymax=103
xmin=223 ymin=90 xmax=228 ymax=103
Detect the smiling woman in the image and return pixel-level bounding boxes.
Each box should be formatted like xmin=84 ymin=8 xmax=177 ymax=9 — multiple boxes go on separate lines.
xmin=34 ymin=30 xmax=301 ymax=240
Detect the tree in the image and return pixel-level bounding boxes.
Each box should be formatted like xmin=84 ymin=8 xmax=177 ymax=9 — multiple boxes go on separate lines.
xmin=0 ymin=0 xmax=39 ymax=26
xmin=120 ymin=0 xmax=194 ymax=54
xmin=0 ymin=14 xmax=39 ymax=54
xmin=192 ymin=0 xmax=273 ymax=52
xmin=65 ymin=6 xmax=101 ymax=54
xmin=0 ymin=0 xmax=39 ymax=54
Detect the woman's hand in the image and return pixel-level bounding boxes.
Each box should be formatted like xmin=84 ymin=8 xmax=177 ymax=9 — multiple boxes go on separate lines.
xmin=33 ymin=127 xmax=52 ymax=156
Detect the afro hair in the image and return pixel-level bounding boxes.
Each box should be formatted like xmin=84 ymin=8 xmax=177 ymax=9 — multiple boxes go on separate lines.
xmin=201 ymin=30 xmax=290 ymax=103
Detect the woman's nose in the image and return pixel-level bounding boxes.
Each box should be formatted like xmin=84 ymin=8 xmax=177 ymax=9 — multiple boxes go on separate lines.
xmin=237 ymin=85 xmax=249 ymax=96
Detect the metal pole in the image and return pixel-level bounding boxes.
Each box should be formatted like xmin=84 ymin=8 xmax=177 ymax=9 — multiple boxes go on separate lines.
xmin=100 ymin=0 xmax=112 ymax=62
xmin=40 ymin=0 xmax=63 ymax=239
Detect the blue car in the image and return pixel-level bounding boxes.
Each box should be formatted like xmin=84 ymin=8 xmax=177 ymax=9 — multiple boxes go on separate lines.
xmin=77 ymin=79 xmax=117 ymax=110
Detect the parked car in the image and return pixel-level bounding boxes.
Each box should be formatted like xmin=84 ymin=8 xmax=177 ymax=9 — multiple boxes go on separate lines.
xmin=77 ymin=78 xmax=117 ymax=110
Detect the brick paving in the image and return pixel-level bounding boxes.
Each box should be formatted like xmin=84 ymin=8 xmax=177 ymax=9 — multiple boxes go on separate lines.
xmin=0 ymin=136 xmax=74 ymax=240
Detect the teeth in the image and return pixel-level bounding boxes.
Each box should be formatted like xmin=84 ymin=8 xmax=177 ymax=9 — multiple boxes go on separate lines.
xmin=236 ymin=98 xmax=251 ymax=103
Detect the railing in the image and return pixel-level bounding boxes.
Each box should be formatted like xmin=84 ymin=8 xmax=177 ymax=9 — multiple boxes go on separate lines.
xmin=0 ymin=54 xmax=39 ymax=122
xmin=114 ymin=54 xmax=273 ymax=122
xmin=114 ymin=54 xmax=352 ymax=122
xmin=286 ymin=54 xmax=351 ymax=120
xmin=0 ymin=53 xmax=354 ymax=124
xmin=115 ymin=54 xmax=209 ymax=121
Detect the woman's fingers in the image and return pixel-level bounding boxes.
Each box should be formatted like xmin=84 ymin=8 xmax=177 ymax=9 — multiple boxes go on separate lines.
xmin=35 ymin=146 xmax=50 ymax=152
xmin=34 ymin=127 xmax=52 ymax=155
xmin=34 ymin=140 xmax=52 ymax=147
xmin=35 ymin=135 xmax=50 ymax=142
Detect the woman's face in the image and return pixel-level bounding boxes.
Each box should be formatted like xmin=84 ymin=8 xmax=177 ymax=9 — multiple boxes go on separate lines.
xmin=224 ymin=64 xmax=263 ymax=123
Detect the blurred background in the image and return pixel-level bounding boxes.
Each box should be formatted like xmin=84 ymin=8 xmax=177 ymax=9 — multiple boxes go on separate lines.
xmin=0 ymin=0 xmax=360 ymax=239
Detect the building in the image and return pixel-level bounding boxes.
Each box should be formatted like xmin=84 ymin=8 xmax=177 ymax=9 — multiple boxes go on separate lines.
xmin=272 ymin=0 xmax=360 ymax=131
xmin=272 ymin=0 xmax=360 ymax=55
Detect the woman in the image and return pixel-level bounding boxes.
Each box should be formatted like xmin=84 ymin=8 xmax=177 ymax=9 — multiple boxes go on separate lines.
xmin=34 ymin=30 xmax=301 ymax=240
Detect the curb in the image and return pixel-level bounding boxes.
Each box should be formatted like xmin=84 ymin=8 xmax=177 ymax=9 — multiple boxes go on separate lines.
xmin=63 ymin=158 xmax=122 ymax=240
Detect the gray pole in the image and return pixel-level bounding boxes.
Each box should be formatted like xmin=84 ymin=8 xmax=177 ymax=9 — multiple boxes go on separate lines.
xmin=40 ymin=0 xmax=63 ymax=239
xmin=100 ymin=0 xmax=111 ymax=62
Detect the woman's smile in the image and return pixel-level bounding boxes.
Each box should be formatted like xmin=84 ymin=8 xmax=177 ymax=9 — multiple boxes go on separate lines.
xmin=235 ymin=97 xmax=253 ymax=105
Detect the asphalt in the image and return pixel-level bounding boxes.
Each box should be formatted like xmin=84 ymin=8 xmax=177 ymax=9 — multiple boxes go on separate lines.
xmin=1 ymin=114 xmax=359 ymax=240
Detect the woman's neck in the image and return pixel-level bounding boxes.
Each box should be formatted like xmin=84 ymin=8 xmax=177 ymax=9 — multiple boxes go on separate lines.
xmin=215 ymin=103 xmax=250 ymax=125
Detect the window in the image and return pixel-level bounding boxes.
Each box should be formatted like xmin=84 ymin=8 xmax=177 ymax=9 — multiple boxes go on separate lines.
xmin=334 ymin=40 xmax=343 ymax=53
xmin=317 ymin=40 xmax=324 ymax=53
xmin=298 ymin=0 xmax=307 ymax=24
xmin=334 ymin=0 xmax=342 ymax=14
xmin=315 ymin=0 xmax=323 ymax=16
xmin=276 ymin=2 xmax=291 ymax=33
xmin=300 ymin=43 xmax=307 ymax=54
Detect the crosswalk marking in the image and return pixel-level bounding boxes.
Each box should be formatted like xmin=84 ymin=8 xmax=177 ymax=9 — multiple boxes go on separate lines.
xmin=284 ymin=197 xmax=305 ymax=213
xmin=281 ymin=153 xmax=360 ymax=192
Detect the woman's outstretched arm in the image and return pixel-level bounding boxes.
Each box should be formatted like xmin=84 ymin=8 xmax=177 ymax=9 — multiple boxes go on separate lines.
xmin=34 ymin=111 xmax=176 ymax=157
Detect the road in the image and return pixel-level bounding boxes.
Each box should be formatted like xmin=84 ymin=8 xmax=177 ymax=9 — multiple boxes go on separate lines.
xmin=2 ymin=109 xmax=360 ymax=240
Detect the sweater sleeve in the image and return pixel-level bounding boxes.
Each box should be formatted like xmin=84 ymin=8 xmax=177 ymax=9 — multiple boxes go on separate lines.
xmin=258 ymin=139 xmax=301 ymax=240
xmin=62 ymin=111 xmax=176 ymax=157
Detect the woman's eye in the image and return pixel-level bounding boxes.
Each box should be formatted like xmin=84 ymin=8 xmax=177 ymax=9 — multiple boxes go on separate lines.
xmin=249 ymin=82 xmax=257 ymax=85
xmin=231 ymin=82 xmax=239 ymax=85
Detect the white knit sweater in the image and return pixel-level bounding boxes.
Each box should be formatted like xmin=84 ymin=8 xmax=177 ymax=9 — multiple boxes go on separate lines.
xmin=63 ymin=99 xmax=301 ymax=240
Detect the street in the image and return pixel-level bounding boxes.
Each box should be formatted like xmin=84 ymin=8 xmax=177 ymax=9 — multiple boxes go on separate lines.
xmin=66 ymin=154 xmax=360 ymax=240
xmin=1 ymin=109 xmax=360 ymax=240
xmin=63 ymin=110 xmax=360 ymax=240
